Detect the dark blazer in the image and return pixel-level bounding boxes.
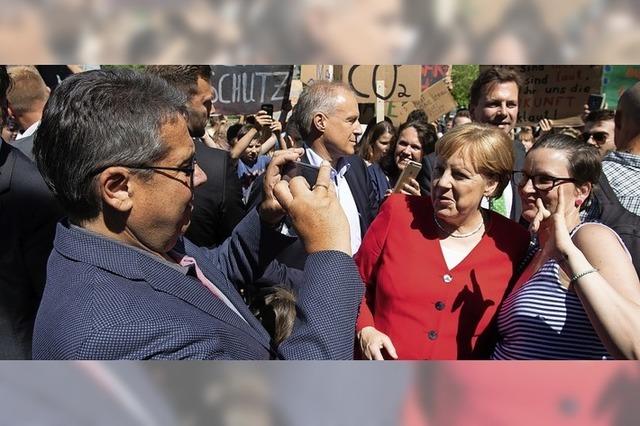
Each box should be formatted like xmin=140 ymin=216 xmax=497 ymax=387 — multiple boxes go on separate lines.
xmin=418 ymin=140 xmax=526 ymax=223
xmin=32 ymin=209 xmax=364 ymax=360
xmin=11 ymin=132 xmax=35 ymax=161
xmin=248 ymin=152 xmax=379 ymax=270
xmin=184 ymin=139 xmax=246 ymax=248
xmin=0 ymin=141 xmax=61 ymax=359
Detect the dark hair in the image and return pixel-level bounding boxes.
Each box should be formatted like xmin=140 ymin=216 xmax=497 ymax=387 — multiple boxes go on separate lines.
xmin=359 ymin=120 xmax=395 ymax=163
xmin=0 ymin=66 xmax=11 ymax=126
xmin=34 ymin=68 xmax=187 ymax=222
xmin=406 ymin=108 xmax=429 ymax=124
xmin=250 ymin=286 xmax=296 ymax=347
xmin=585 ymin=109 xmax=615 ymax=123
xmin=235 ymin=124 xmax=260 ymax=144
xmin=469 ymin=67 xmax=523 ymax=108
xmin=380 ymin=120 xmax=437 ymax=181
xmin=144 ymin=65 xmax=212 ymax=97
xmin=284 ymin=115 xmax=302 ymax=147
xmin=399 ymin=120 xmax=438 ymax=155
xmin=529 ymin=133 xmax=601 ymax=188
xmin=454 ymin=108 xmax=471 ymax=119
xmin=226 ymin=123 xmax=243 ymax=143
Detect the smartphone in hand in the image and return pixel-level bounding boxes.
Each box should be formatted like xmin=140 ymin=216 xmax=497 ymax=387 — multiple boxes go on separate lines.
xmin=393 ymin=160 xmax=422 ymax=193
xmin=282 ymin=161 xmax=320 ymax=187
xmin=261 ymin=103 xmax=274 ymax=118
xmin=587 ymin=93 xmax=605 ymax=111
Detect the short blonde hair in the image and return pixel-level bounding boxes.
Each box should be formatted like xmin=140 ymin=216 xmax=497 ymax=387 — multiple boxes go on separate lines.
xmin=7 ymin=66 xmax=49 ymax=114
xmin=435 ymin=123 xmax=514 ymax=198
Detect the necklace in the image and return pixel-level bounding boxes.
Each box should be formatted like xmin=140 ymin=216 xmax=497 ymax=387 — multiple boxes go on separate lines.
xmin=433 ymin=212 xmax=485 ymax=238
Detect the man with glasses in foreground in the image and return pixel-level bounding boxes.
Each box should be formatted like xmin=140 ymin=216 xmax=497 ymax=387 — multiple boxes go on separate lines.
xmin=32 ymin=68 xmax=363 ymax=360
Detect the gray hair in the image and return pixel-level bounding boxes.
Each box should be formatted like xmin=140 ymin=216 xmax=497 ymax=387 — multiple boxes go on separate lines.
xmin=293 ymin=80 xmax=354 ymax=141
xmin=34 ymin=68 xmax=187 ymax=222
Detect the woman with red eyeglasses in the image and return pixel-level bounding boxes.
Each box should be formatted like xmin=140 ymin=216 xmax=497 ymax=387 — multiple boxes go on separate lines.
xmin=493 ymin=134 xmax=640 ymax=359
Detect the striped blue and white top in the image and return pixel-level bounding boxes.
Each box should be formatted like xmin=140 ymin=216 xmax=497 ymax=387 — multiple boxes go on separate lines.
xmin=492 ymin=223 xmax=625 ymax=360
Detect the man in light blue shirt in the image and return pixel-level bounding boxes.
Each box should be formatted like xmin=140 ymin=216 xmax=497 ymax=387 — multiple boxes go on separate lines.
xmin=284 ymin=81 xmax=379 ymax=265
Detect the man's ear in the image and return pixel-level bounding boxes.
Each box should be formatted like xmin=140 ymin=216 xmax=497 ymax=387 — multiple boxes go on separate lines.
xmin=97 ymin=167 xmax=135 ymax=213
xmin=312 ymin=112 xmax=327 ymax=133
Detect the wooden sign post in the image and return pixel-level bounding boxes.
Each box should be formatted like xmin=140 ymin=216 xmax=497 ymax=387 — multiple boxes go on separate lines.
xmin=376 ymin=80 xmax=385 ymax=123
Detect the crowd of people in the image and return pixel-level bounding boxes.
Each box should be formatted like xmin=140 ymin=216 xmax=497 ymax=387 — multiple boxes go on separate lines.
xmin=1 ymin=64 xmax=639 ymax=360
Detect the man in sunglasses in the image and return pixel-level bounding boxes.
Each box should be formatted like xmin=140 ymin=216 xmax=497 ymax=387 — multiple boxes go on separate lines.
xmin=583 ymin=109 xmax=616 ymax=158
xmin=582 ymin=83 xmax=640 ymax=276
xmin=32 ymin=69 xmax=363 ymax=360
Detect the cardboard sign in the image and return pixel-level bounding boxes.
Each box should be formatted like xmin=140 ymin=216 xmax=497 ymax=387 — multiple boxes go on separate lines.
xmin=385 ymin=101 xmax=413 ymax=127
xmin=412 ymin=80 xmax=458 ymax=122
xmin=602 ymin=65 xmax=640 ymax=109
xmin=482 ymin=66 xmax=602 ymax=125
xmin=342 ymin=65 xmax=422 ymax=103
xmin=421 ymin=65 xmax=450 ymax=91
xmin=211 ymin=65 xmax=293 ymax=115
xmin=300 ymin=65 xmax=337 ymax=86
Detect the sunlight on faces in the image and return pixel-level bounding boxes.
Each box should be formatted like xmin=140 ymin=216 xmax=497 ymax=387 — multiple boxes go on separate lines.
xmin=186 ymin=76 xmax=213 ymax=138
xmin=130 ymin=116 xmax=206 ymax=254
xmin=519 ymin=148 xmax=587 ymax=223
xmin=452 ymin=116 xmax=472 ymax=127
xmin=584 ymin=119 xmax=616 ymax=158
xmin=320 ymin=89 xmax=362 ymax=159
xmin=394 ymin=127 xmax=423 ymax=170
xmin=240 ymin=138 xmax=262 ymax=166
xmin=431 ymin=151 xmax=497 ymax=226
xmin=471 ymin=81 xmax=519 ymax=135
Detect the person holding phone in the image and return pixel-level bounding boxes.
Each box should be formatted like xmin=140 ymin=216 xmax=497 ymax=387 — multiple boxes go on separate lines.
xmin=493 ymin=134 xmax=640 ymax=359
xmin=356 ymin=124 xmax=530 ymax=359
xmin=368 ymin=120 xmax=436 ymax=205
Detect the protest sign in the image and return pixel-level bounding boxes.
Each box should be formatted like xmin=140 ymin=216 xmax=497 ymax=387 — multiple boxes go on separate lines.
xmin=412 ymin=80 xmax=457 ymax=122
xmin=421 ymin=65 xmax=450 ymax=91
xmin=342 ymin=65 xmax=422 ymax=103
xmin=211 ymin=65 xmax=293 ymax=115
xmin=300 ymin=65 xmax=339 ymax=86
xmin=482 ymin=65 xmax=603 ymax=125
xmin=602 ymin=65 xmax=640 ymax=108
xmin=384 ymin=102 xmax=413 ymax=127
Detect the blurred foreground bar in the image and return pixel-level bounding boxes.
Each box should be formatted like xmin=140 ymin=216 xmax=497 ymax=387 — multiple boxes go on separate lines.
xmin=1 ymin=362 xmax=638 ymax=425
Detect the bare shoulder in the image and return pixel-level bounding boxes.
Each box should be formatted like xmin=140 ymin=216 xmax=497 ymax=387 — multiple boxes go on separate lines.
xmin=572 ymin=223 xmax=630 ymax=264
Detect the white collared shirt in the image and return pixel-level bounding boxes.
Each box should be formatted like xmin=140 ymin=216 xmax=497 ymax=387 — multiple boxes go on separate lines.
xmin=16 ymin=120 xmax=39 ymax=140
xmin=305 ymin=146 xmax=362 ymax=255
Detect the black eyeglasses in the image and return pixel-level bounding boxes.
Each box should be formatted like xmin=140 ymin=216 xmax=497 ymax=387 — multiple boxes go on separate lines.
xmin=513 ymin=171 xmax=576 ymax=191
xmin=581 ymin=131 xmax=608 ymax=144
xmin=89 ymin=156 xmax=198 ymax=188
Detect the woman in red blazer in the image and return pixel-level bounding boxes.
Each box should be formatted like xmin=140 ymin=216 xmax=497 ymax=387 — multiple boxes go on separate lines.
xmin=356 ymin=123 xmax=530 ymax=360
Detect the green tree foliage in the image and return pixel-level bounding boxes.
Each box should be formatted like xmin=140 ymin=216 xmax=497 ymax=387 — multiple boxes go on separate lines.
xmin=451 ymin=65 xmax=479 ymax=108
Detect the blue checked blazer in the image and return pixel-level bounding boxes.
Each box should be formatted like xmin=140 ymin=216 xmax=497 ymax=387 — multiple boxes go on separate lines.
xmin=32 ymin=209 xmax=363 ymax=360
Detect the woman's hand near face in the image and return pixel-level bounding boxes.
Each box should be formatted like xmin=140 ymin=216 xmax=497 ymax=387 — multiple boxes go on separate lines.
xmin=357 ymin=326 xmax=398 ymax=360
xmin=529 ymin=189 xmax=581 ymax=262
xmin=398 ymin=178 xmax=421 ymax=196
